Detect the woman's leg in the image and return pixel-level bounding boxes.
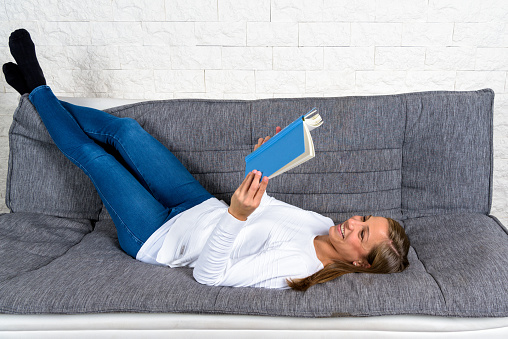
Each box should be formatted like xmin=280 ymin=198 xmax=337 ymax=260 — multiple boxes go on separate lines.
xmin=58 ymin=100 xmax=213 ymax=211
xmin=29 ymin=85 xmax=173 ymax=257
xmin=7 ymin=28 xmax=212 ymax=256
xmin=6 ymin=28 xmax=212 ymax=212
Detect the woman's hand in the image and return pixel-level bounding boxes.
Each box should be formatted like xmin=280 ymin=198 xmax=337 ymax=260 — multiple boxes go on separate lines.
xmin=228 ymin=170 xmax=269 ymax=221
xmin=254 ymin=126 xmax=282 ymax=151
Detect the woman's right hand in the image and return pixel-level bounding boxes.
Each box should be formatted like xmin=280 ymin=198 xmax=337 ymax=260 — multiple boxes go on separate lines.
xmin=228 ymin=170 xmax=268 ymax=221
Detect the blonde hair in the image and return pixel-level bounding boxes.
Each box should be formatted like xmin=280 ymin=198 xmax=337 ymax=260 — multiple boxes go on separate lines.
xmin=287 ymin=218 xmax=410 ymax=291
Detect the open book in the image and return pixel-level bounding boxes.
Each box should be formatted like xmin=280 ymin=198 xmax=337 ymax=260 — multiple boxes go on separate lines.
xmin=245 ymin=108 xmax=323 ymax=179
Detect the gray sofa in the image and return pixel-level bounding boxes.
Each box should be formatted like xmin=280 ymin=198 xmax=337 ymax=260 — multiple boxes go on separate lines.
xmin=1 ymin=90 xmax=508 ymax=334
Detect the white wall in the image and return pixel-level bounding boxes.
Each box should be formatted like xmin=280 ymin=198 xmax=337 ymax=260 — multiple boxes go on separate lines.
xmin=1 ymin=0 xmax=507 ymax=225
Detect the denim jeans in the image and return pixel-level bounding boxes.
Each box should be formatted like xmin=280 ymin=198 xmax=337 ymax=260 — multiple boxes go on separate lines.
xmin=29 ymin=85 xmax=213 ymax=258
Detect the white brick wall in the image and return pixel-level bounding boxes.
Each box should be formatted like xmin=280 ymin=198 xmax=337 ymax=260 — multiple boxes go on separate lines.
xmin=1 ymin=0 xmax=507 ymax=227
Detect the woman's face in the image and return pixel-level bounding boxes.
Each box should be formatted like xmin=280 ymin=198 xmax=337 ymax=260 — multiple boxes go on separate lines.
xmin=328 ymin=215 xmax=390 ymax=267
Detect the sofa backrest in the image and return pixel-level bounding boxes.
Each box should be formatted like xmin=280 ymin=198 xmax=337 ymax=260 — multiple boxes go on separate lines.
xmin=6 ymin=89 xmax=493 ymax=222
xmin=402 ymin=90 xmax=493 ymax=218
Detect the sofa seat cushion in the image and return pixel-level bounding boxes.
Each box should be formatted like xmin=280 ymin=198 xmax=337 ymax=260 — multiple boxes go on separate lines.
xmin=403 ymin=214 xmax=508 ymax=316
xmin=1 ymin=214 xmax=506 ymax=317
xmin=0 ymin=213 xmax=93 ymax=283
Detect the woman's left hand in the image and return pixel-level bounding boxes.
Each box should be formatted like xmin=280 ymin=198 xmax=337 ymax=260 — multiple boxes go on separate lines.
xmin=254 ymin=126 xmax=282 ymax=151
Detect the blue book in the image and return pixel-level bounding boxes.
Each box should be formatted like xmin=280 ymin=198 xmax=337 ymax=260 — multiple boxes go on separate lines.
xmin=245 ymin=108 xmax=323 ymax=179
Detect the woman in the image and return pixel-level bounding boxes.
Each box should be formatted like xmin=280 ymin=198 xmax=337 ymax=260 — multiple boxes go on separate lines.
xmin=3 ymin=29 xmax=410 ymax=291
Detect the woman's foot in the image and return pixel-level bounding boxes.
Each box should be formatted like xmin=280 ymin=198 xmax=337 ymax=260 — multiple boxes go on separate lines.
xmin=8 ymin=28 xmax=46 ymax=93
xmin=2 ymin=62 xmax=30 ymax=95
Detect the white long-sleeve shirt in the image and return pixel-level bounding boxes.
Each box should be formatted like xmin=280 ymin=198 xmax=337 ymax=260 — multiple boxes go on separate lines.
xmin=136 ymin=192 xmax=334 ymax=289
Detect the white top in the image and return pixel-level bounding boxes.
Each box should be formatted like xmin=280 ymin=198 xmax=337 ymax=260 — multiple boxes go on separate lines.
xmin=136 ymin=192 xmax=334 ymax=289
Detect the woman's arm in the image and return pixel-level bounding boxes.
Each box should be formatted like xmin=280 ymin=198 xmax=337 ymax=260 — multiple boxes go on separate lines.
xmin=193 ymin=170 xmax=269 ymax=285
xmin=193 ymin=127 xmax=280 ymax=286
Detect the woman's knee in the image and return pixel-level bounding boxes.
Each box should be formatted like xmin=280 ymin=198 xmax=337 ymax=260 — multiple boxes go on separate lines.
xmin=61 ymin=141 xmax=108 ymax=167
xmin=109 ymin=117 xmax=143 ymax=138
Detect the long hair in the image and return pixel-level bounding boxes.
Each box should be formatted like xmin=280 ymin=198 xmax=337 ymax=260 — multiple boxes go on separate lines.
xmin=287 ymin=218 xmax=410 ymax=291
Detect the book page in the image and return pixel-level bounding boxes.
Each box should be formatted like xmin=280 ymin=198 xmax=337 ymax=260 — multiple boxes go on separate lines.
xmin=303 ymin=108 xmax=323 ymax=131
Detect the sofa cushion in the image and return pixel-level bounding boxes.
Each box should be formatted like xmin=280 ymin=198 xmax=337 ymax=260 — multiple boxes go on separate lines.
xmin=0 ymin=214 xmax=506 ymax=317
xmin=403 ymin=213 xmax=508 ymax=316
xmin=0 ymin=212 xmax=92 ymax=283
xmin=402 ymin=90 xmax=493 ymax=218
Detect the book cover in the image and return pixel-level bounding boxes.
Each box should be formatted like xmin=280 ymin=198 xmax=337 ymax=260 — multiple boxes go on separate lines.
xmin=245 ymin=108 xmax=323 ymax=179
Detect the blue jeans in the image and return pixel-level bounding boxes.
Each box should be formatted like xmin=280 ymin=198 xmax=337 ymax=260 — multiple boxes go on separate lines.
xmin=29 ymin=85 xmax=213 ymax=258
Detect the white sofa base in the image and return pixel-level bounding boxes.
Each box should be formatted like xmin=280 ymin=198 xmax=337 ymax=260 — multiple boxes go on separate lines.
xmin=1 ymin=313 xmax=508 ymax=338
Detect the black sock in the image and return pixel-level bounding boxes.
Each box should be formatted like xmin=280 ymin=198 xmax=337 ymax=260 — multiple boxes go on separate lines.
xmin=8 ymin=29 xmax=46 ymax=93
xmin=2 ymin=62 xmax=30 ymax=95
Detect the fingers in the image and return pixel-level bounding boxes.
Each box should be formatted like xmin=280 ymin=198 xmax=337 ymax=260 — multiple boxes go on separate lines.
xmin=253 ymin=138 xmax=262 ymax=151
xmin=250 ymin=171 xmax=268 ymax=200
xmin=254 ymin=135 xmax=270 ymax=151
xmin=237 ymin=171 xmax=255 ymax=197
xmin=239 ymin=170 xmax=255 ymax=193
xmin=239 ymin=170 xmax=262 ymax=191
xmin=231 ymin=170 xmax=268 ymax=220
xmin=253 ymin=127 xmax=281 ymax=151
xmin=247 ymin=170 xmax=262 ymax=193
xmin=243 ymin=170 xmax=268 ymax=198
xmin=254 ymin=175 xmax=269 ymax=201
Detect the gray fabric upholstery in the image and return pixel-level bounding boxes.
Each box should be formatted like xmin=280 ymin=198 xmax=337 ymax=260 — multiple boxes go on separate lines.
xmin=6 ymin=95 xmax=103 ymax=219
xmin=404 ymin=214 xmax=508 ymax=316
xmin=1 ymin=89 xmax=507 ymax=317
xmin=402 ymin=91 xmax=493 ymax=218
xmin=0 ymin=213 xmax=92 ymax=283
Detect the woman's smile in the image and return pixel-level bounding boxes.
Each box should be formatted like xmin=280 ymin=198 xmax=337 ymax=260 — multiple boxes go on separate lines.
xmin=337 ymin=223 xmax=345 ymax=239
